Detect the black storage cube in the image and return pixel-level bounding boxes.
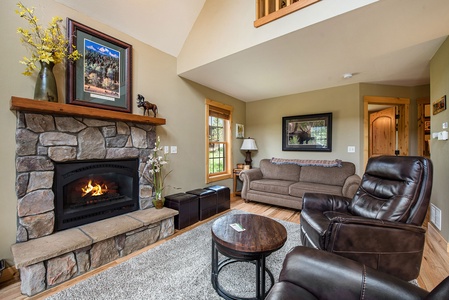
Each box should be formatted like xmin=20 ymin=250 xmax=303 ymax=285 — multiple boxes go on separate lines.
xmin=186 ymin=188 xmax=217 ymax=220
xmin=164 ymin=193 xmax=199 ymax=229
xmin=205 ymin=185 xmax=230 ymax=213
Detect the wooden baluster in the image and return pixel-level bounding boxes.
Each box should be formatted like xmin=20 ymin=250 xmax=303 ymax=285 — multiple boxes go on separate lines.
xmin=265 ymin=0 xmax=269 ymax=16
xmin=276 ymin=0 xmax=280 ymax=11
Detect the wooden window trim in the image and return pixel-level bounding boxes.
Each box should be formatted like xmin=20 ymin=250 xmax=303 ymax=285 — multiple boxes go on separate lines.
xmin=206 ymin=99 xmax=233 ymax=183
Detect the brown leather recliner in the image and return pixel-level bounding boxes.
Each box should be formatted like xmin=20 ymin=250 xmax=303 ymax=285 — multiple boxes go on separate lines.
xmin=265 ymin=246 xmax=449 ymax=300
xmin=300 ymin=155 xmax=433 ymax=281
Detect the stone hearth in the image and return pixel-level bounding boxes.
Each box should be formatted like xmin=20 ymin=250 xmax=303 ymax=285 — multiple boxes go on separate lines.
xmin=11 ymin=208 xmax=177 ymax=296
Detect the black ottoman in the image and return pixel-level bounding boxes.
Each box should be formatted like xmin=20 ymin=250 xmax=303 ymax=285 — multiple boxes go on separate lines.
xmin=164 ymin=193 xmax=199 ymax=229
xmin=205 ymin=185 xmax=230 ymax=213
xmin=186 ymin=188 xmax=217 ymax=220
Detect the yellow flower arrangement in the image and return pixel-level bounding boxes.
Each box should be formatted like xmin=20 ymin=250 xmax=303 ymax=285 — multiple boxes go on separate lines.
xmin=15 ymin=2 xmax=81 ymax=76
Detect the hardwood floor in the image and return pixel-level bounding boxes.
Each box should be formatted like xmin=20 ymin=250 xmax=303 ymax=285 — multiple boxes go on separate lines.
xmin=0 ymin=196 xmax=447 ymax=299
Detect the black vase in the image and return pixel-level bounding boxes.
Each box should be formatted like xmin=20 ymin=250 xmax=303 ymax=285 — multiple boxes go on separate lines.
xmin=34 ymin=61 xmax=58 ymax=102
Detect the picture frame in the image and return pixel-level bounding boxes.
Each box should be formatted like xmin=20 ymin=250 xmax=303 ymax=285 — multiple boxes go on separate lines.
xmin=432 ymin=95 xmax=446 ymax=115
xmin=282 ymin=113 xmax=332 ymax=151
xmin=236 ymin=124 xmax=244 ymax=139
xmin=67 ymin=19 xmax=133 ymax=113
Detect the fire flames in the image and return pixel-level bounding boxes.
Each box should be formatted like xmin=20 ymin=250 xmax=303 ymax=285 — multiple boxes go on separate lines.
xmin=81 ymin=180 xmax=108 ymax=197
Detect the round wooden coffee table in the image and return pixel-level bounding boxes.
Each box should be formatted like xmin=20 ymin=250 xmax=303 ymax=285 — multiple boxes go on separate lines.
xmin=211 ymin=213 xmax=287 ymax=300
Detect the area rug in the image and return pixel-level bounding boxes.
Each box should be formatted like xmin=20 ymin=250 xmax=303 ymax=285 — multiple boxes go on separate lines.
xmin=45 ymin=210 xmax=301 ymax=300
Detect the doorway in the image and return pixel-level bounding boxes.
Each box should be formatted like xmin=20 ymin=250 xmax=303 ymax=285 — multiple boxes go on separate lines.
xmin=363 ymin=96 xmax=410 ymax=169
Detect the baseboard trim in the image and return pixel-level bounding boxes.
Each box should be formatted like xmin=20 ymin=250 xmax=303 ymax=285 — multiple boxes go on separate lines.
xmin=427 ymin=222 xmax=449 ymax=253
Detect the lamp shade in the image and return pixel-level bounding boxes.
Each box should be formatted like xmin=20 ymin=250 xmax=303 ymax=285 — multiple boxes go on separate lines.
xmin=241 ymin=138 xmax=258 ymax=151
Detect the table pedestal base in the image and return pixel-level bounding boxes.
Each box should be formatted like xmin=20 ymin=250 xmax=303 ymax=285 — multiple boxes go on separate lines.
xmin=211 ymin=241 xmax=275 ymax=300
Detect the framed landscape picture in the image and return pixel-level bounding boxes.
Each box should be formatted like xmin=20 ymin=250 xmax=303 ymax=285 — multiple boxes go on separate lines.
xmin=236 ymin=124 xmax=244 ymax=139
xmin=282 ymin=113 xmax=332 ymax=151
xmin=66 ymin=19 xmax=133 ymax=113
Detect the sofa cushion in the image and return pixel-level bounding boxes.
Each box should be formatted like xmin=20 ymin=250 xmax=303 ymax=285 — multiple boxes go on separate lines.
xmin=299 ymin=162 xmax=355 ymax=186
xmin=289 ymin=182 xmax=343 ymax=198
xmin=250 ymin=179 xmax=297 ymax=195
xmin=260 ymin=159 xmax=301 ymax=181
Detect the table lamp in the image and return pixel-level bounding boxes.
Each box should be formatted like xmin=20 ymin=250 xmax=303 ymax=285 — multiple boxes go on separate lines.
xmin=240 ymin=138 xmax=258 ymax=167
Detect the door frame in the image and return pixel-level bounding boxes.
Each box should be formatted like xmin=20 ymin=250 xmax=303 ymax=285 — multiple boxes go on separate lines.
xmin=417 ymin=97 xmax=430 ymax=157
xmin=363 ymin=96 xmax=410 ymax=169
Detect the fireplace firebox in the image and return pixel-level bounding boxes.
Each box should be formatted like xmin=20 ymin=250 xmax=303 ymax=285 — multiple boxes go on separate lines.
xmin=54 ymin=158 xmax=139 ymax=231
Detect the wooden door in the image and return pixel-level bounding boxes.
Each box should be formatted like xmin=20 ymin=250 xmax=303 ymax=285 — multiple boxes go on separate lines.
xmin=369 ymin=107 xmax=396 ymax=157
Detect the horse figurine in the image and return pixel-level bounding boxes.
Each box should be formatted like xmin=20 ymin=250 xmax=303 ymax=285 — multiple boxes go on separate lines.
xmin=137 ymin=94 xmax=158 ymax=117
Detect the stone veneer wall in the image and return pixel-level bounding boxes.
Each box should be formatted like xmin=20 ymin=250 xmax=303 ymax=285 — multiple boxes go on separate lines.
xmin=15 ymin=111 xmax=157 ymax=242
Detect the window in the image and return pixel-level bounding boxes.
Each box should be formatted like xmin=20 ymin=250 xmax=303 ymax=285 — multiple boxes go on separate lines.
xmin=206 ymin=99 xmax=233 ymax=183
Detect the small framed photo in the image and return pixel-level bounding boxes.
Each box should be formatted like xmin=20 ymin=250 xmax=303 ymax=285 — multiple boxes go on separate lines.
xmin=433 ymin=95 xmax=446 ymax=115
xmin=236 ymin=123 xmax=244 ymax=139
xmin=67 ymin=19 xmax=133 ymax=113
xmin=282 ymin=113 xmax=332 ymax=152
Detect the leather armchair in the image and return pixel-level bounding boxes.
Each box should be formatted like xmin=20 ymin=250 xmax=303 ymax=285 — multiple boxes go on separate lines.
xmin=300 ymin=156 xmax=433 ymax=281
xmin=265 ymin=246 xmax=449 ymax=300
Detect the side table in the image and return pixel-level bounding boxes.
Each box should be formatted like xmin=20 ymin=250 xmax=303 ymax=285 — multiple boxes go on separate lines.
xmin=211 ymin=213 xmax=287 ymax=300
xmin=233 ymin=168 xmax=243 ymax=196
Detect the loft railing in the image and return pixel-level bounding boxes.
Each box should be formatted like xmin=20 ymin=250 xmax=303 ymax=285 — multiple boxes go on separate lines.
xmin=255 ymin=0 xmax=321 ymax=27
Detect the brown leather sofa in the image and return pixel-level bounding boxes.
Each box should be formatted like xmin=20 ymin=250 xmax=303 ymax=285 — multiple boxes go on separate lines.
xmin=265 ymin=246 xmax=449 ymax=300
xmin=300 ymin=156 xmax=433 ymax=281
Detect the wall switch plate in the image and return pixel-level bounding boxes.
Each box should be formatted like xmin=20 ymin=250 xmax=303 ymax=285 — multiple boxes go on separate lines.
xmin=164 ymin=146 xmax=169 ymax=154
xmin=438 ymin=131 xmax=448 ymax=140
xmin=443 ymin=122 xmax=448 ymax=129
xmin=170 ymin=146 xmax=177 ymax=154
xmin=347 ymin=146 xmax=356 ymax=153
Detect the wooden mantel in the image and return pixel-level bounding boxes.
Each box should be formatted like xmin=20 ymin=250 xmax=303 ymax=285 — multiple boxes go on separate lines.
xmin=10 ymin=96 xmax=166 ymax=125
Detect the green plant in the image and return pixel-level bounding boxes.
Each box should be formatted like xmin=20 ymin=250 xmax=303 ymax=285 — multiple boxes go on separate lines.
xmin=15 ymin=2 xmax=81 ymax=76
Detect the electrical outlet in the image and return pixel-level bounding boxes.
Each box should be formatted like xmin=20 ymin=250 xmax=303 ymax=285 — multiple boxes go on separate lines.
xmin=347 ymin=146 xmax=355 ymax=153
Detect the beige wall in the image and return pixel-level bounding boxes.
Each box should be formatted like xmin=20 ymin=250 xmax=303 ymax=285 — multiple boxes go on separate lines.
xmin=0 ymin=0 xmax=245 ymax=263
xmin=430 ymin=37 xmax=449 ymax=242
xmin=245 ymin=83 xmax=429 ymax=177
xmin=245 ymin=84 xmax=363 ymax=173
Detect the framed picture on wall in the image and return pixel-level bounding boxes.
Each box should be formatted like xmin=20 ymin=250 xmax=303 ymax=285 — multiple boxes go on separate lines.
xmin=66 ymin=19 xmax=133 ymax=113
xmin=236 ymin=124 xmax=244 ymax=139
xmin=433 ymin=95 xmax=446 ymax=115
xmin=282 ymin=113 xmax=332 ymax=151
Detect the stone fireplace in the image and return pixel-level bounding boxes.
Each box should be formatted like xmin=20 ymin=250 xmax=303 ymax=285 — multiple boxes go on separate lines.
xmin=10 ymin=97 xmax=177 ymax=296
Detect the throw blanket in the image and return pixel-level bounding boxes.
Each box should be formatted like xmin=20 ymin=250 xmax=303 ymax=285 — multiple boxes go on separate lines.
xmin=271 ymin=157 xmax=342 ymax=167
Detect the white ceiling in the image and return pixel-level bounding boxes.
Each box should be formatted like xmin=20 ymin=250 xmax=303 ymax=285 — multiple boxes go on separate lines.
xmin=58 ymin=0 xmax=449 ymax=102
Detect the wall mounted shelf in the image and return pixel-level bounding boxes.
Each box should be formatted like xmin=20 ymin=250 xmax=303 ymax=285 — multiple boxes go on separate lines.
xmin=10 ymin=96 xmax=166 ymax=125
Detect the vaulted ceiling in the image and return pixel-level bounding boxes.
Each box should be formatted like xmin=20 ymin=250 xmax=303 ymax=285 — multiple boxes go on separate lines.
xmin=56 ymin=0 xmax=449 ymax=102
